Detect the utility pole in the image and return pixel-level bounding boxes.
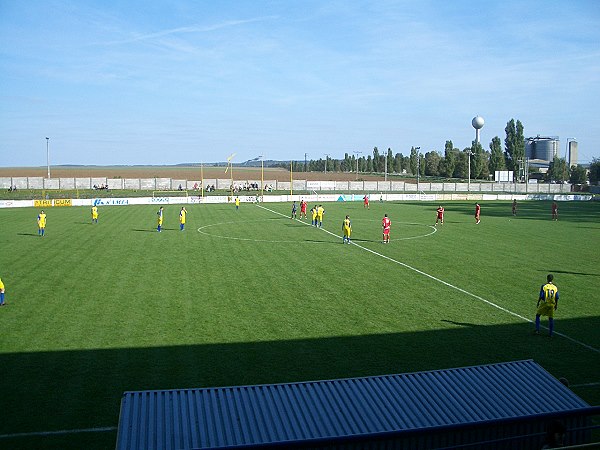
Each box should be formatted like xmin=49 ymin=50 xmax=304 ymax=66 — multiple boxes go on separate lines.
xmin=304 ymin=153 xmax=308 ymax=172
xmin=46 ymin=137 xmax=50 ymax=178
xmin=467 ymin=149 xmax=473 ymax=191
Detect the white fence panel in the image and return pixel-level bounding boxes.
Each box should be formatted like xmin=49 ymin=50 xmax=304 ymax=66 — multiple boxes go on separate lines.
xmin=91 ymin=177 xmax=107 ymax=188
xmin=139 ymin=178 xmax=155 ymax=190
xmin=377 ymin=181 xmax=391 ymax=191
xmin=124 ymin=179 xmax=141 ymax=189
xmin=107 ymin=179 xmax=123 ymax=189
xmin=75 ymin=178 xmax=91 ymax=189
xmin=153 ymin=178 xmax=170 ymax=190
xmin=59 ymin=178 xmax=75 ymax=189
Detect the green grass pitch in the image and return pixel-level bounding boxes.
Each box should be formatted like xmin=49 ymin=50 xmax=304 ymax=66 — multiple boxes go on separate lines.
xmin=0 ymin=199 xmax=599 ymax=449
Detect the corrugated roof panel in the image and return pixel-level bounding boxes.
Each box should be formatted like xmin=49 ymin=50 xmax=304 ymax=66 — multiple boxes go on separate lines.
xmin=116 ymin=360 xmax=597 ymax=450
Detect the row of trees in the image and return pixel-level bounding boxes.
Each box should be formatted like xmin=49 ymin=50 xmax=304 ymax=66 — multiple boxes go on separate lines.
xmin=280 ymin=119 xmax=597 ymax=184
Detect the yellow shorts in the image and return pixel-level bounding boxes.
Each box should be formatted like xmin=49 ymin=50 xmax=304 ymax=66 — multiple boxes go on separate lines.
xmin=536 ymin=302 xmax=555 ymax=318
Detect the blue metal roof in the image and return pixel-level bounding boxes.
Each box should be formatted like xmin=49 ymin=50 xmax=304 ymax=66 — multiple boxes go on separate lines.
xmin=116 ymin=360 xmax=596 ymax=450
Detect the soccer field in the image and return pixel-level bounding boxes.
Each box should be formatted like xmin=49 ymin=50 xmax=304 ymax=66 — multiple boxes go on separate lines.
xmin=1 ymin=199 xmax=599 ymax=449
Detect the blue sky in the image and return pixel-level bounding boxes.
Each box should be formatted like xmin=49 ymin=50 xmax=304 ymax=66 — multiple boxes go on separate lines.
xmin=1 ymin=0 xmax=599 ymax=166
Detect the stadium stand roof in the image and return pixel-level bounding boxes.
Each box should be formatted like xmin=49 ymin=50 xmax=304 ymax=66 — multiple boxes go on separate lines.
xmin=116 ymin=359 xmax=598 ymax=449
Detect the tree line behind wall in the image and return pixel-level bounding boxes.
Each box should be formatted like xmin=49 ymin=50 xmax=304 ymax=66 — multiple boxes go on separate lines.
xmin=280 ymin=119 xmax=597 ymax=184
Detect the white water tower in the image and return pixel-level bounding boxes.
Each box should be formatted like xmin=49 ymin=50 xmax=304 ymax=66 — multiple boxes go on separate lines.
xmin=472 ymin=116 xmax=484 ymax=144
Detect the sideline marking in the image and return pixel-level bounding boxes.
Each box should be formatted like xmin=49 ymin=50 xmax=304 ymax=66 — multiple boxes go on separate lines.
xmin=570 ymin=382 xmax=600 ymax=388
xmin=257 ymin=204 xmax=600 ymax=355
xmin=0 ymin=426 xmax=116 ymax=440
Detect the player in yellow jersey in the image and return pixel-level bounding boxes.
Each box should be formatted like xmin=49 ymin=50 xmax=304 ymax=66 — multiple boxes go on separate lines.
xmin=37 ymin=210 xmax=47 ymax=236
xmin=316 ymin=205 xmax=325 ymax=228
xmin=157 ymin=206 xmax=164 ymax=232
xmin=535 ymin=274 xmax=559 ymax=337
xmin=342 ymin=215 xmax=352 ymax=244
xmin=91 ymin=205 xmax=99 ymax=223
xmin=311 ymin=205 xmax=318 ymax=227
xmin=235 ymin=197 xmax=240 ymax=210
xmin=0 ymin=276 xmax=5 ymax=306
xmin=179 ymin=207 xmax=187 ymax=231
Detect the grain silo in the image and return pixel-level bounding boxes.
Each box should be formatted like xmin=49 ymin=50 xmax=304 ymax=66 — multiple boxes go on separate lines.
xmin=525 ymin=136 xmax=560 ymax=162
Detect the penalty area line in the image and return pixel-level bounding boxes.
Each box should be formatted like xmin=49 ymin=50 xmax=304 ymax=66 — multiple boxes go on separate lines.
xmin=0 ymin=426 xmax=117 ymax=440
xmin=256 ymin=204 xmax=600 ymax=355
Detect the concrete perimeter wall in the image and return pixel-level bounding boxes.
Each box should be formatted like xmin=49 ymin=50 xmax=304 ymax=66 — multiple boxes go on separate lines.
xmin=0 ymin=193 xmax=592 ymax=210
xmin=0 ymin=176 xmax=572 ymax=194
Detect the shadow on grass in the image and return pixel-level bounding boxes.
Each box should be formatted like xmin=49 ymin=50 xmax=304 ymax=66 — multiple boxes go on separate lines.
xmin=436 ymin=201 xmax=600 ymax=223
xmin=544 ymin=269 xmax=600 ymax=277
xmin=16 ymin=233 xmax=40 ymax=237
xmin=1 ymin=317 xmax=599 ymax=450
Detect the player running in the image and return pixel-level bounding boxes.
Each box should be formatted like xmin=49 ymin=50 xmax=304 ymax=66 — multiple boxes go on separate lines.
xmin=435 ymin=205 xmax=444 ymax=226
xmin=342 ymin=215 xmax=352 ymax=244
xmin=475 ymin=203 xmax=481 ymax=224
xmin=363 ymin=195 xmax=370 ymax=209
xmin=552 ymin=201 xmax=558 ymax=221
xmin=382 ymin=214 xmax=391 ymax=244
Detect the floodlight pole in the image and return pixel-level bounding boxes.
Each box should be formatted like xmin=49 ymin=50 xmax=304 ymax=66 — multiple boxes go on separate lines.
xmin=46 ymin=137 xmax=50 ymax=178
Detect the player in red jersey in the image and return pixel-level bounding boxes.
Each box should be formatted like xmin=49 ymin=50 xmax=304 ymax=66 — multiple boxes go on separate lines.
xmin=382 ymin=214 xmax=391 ymax=243
xmin=299 ymin=199 xmax=307 ymax=219
xmin=475 ymin=203 xmax=481 ymax=224
xmin=363 ymin=194 xmax=370 ymax=209
xmin=552 ymin=201 xmax=558 ymax=221
xmin=435 ymin=205 xmax=444 ymax=226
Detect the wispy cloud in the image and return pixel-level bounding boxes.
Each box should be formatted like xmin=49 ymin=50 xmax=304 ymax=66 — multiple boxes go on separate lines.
xmin=102 ymin=16 xmax=279 ymax=46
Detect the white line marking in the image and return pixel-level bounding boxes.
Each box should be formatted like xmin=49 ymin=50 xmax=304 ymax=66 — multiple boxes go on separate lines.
xmin=197 ymin=219 xmax=436 ymax=242
xmin=0 ymin=426 xmax=116 ymax=440
xmin=570 ymin=382 xmax=600 ymax=388
xmin=257 ymin=204 xmax=600 ymax=355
